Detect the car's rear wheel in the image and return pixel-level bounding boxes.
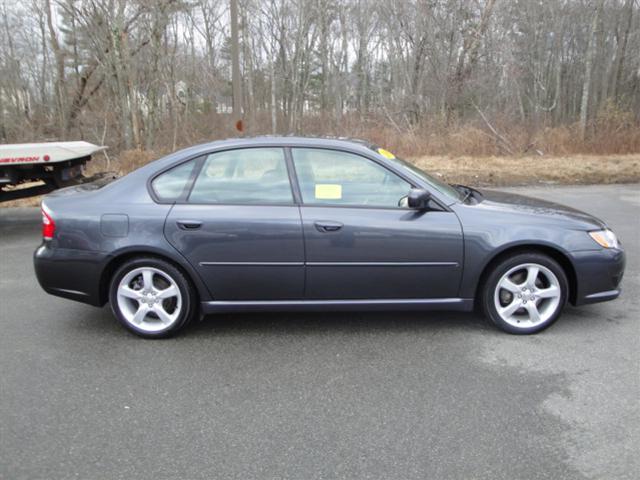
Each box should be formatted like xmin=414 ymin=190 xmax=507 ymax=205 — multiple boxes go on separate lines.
xmin=109 ymin=257 xmax=196 ymax=338
xmin=481 ymin=252 xmax=568 ymax=334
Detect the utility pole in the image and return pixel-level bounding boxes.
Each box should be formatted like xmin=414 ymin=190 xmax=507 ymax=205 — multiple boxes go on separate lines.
xmin=230 ymin=0 xmax=243 ymax=134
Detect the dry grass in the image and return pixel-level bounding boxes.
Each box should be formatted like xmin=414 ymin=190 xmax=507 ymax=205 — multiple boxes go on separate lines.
xmin=410 ymin=154 xmax=640 ymax=187
xmin=357 ymin=121 xmax=640 ymax=158
xmin=3 ymin=153 xmax=638 ymax=208
xmin=5 ymin=103 xmax=638 ymax=208
xmin=296 ymin=105 xmax=640 ymax=158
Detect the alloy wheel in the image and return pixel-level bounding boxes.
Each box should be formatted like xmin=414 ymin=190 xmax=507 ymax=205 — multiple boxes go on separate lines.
xmin=493 ymin=263 xmax=562 ymax=329
xmin=116 ymin=267 xmax=183 ymax=333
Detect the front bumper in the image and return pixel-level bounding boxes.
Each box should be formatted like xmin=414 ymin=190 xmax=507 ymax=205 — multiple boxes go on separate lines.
xmin=571 ymin=247 xmax=626 ymax=306
xmin=34 ymin=243 xmax=107 ymax=306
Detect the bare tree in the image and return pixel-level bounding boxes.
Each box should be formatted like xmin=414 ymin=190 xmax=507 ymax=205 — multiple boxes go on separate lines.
xmin=0 ymin=0 xmax=638 ymax=153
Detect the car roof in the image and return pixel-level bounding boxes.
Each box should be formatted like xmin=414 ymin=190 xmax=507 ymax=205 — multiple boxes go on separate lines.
xmin=179 ymin=135 xmax=376 ymax=156
xmin=143 ymin=135 xmax=381 ymax=173
xmin=209 ymin=135 xmax=374 ymax=147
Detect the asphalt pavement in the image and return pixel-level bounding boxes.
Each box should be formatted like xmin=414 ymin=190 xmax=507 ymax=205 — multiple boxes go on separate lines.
xmin=1 ymin=184 xmax=638 ymax=480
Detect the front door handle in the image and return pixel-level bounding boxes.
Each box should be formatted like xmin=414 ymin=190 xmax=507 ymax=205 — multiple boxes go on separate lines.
xmin=177 ymin=220 xmax=203 ymax=230
xmin=314 ymin=221 xmax=343 ymax=233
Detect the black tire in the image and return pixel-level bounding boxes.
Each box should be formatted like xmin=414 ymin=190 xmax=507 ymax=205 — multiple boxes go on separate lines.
xmin=108 ymin=257 xmax=197 ymax=338
xmin=481 ymin=252 xmax=569 ymax=334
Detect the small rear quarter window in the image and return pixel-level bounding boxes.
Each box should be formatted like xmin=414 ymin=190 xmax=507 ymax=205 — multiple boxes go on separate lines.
xmin=151 ymin=160 xmax=197 ymax=202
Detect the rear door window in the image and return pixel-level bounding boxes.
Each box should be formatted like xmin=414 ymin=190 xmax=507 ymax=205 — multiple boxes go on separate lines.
xmin=188 ymin=148 xmax=293 ymax=205
xmin=151 ymin=159 xmax=197 ymax=202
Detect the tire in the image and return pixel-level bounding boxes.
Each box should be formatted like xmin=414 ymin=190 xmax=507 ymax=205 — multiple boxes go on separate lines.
xmin=109 ymin=257 xmax=197 ymax=338
xmin=481 ymin=252 xmax=568 ymax=334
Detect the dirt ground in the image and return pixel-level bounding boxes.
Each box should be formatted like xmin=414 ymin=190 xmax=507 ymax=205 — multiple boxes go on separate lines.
xmin=2 ymin=154 xmax=639 ymax=208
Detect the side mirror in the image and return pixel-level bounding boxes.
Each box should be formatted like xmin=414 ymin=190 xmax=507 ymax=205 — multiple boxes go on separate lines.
xmin=407 ymin=188 xmax=432 ymax=210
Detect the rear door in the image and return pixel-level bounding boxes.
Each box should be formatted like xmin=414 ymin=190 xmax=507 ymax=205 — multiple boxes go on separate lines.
xmin=162 ymin=147 xmax=305 ymax=300
xmin=291 ymin=147 xmax=464 ymax=300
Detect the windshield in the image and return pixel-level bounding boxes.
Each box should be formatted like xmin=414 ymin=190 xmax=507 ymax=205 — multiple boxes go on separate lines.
xmin=384 ymin=156 xmax=463 ymax=201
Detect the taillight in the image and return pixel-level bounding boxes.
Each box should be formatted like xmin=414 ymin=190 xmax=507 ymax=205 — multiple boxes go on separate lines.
xmin=41 ymin=204 xmax=55 ymax=240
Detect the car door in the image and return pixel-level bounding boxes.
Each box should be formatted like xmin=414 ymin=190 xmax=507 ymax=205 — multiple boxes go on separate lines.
xmin=162 ymin=147 xmax=305 ymax=300
xmin=290 ymin=147 xmax=463 ymax=300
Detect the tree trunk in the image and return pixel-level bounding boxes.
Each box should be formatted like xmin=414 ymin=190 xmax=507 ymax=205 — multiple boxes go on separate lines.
xmin=445 ymin=0 xmax=497 ymax=126
xmin=44 ymin=0 xmax=67 ymax=138
xmin=610 ymin=0 xmax=634 ymax=103
xmin=121 ymin=30 xmax=141 ymax=149
xmin=579 ymin=0 xmax=603 ymax=140
xmin=230 ymin=0 xmax=243 ymax=134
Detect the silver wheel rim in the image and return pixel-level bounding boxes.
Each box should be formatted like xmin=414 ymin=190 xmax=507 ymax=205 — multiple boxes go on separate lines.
xmin=116 ymin=267 xmax=182 ymax=333
xmin=493 ymin=263 xmax=562 ymax=329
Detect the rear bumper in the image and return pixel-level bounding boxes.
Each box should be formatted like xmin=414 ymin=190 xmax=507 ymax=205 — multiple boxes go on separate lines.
xmin=33 ymin=243 xmax=106 ymax=306
xmin=572 ymin=248 xmax=626 ymax=306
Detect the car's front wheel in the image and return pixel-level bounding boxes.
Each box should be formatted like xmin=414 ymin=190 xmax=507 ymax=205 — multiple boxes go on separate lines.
xmin=481 ymin=252 xmax=568 ymax=334
xmin=109 ymin=257 xmax=196 ymax=338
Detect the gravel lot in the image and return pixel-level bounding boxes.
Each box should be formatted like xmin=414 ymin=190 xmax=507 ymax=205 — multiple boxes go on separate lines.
xmin=1 ymin=184 xmax=638 ymax=480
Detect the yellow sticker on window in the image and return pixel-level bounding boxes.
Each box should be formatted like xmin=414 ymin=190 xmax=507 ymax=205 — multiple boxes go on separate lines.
xmin=377 ymin=148 xmax=396 ymax=159
xmin=315 ymin=184 xmax=342 ymax=200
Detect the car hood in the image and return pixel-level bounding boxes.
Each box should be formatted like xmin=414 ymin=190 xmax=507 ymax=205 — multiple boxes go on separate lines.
xmin=477 ymin=189 xmax=606 ymax=229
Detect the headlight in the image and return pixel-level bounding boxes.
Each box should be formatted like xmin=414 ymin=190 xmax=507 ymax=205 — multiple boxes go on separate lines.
xmin=589 ymin=229 xmax=620 ymax=249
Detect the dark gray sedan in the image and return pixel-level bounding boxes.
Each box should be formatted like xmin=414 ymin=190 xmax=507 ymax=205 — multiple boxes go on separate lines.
xmin=34 ymin=137 xmax=625 ymax=338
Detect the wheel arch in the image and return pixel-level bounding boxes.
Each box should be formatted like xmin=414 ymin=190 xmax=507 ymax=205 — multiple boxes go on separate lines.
xmin=474 ymin=243 xmax=578 ymax=307
xmin=98 ymin=246 xmax=209 ymax=306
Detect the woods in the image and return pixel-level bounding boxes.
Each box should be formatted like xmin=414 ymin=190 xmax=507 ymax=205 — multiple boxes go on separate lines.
xmin=1 ymin=0 xmax=639 ymax=157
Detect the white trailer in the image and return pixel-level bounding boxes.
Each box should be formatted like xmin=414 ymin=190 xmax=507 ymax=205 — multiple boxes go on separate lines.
xmin=0 ymin=141 xmax=109 ymax=201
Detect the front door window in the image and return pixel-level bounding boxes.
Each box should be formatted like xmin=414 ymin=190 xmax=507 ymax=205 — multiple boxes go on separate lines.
xmin=291 ymin=148 xmax=411 ymax=208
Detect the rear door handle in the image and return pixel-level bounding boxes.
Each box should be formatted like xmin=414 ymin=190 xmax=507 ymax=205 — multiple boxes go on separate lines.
xmin=314 ymin=221 xmax=343 ymax=233
xmin=177 ymin=220 xmax=203 ymax=230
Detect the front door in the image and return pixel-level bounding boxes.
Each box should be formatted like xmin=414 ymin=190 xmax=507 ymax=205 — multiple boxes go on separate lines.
xmin=291 ymin=148 xmax=463 ymax=299
xmin=163 ymin=147 xmax=304 ymax=300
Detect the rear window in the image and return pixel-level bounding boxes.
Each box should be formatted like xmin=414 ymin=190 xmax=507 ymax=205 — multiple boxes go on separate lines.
xmin=151 ymin=160 xmax=197 ymax=202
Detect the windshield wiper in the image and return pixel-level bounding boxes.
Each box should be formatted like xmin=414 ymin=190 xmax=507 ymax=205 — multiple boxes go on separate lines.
xmin=451 ymin=184 xmax=482 ymax=204
xmin=451 ymin=184 xmax=472 ymax=202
